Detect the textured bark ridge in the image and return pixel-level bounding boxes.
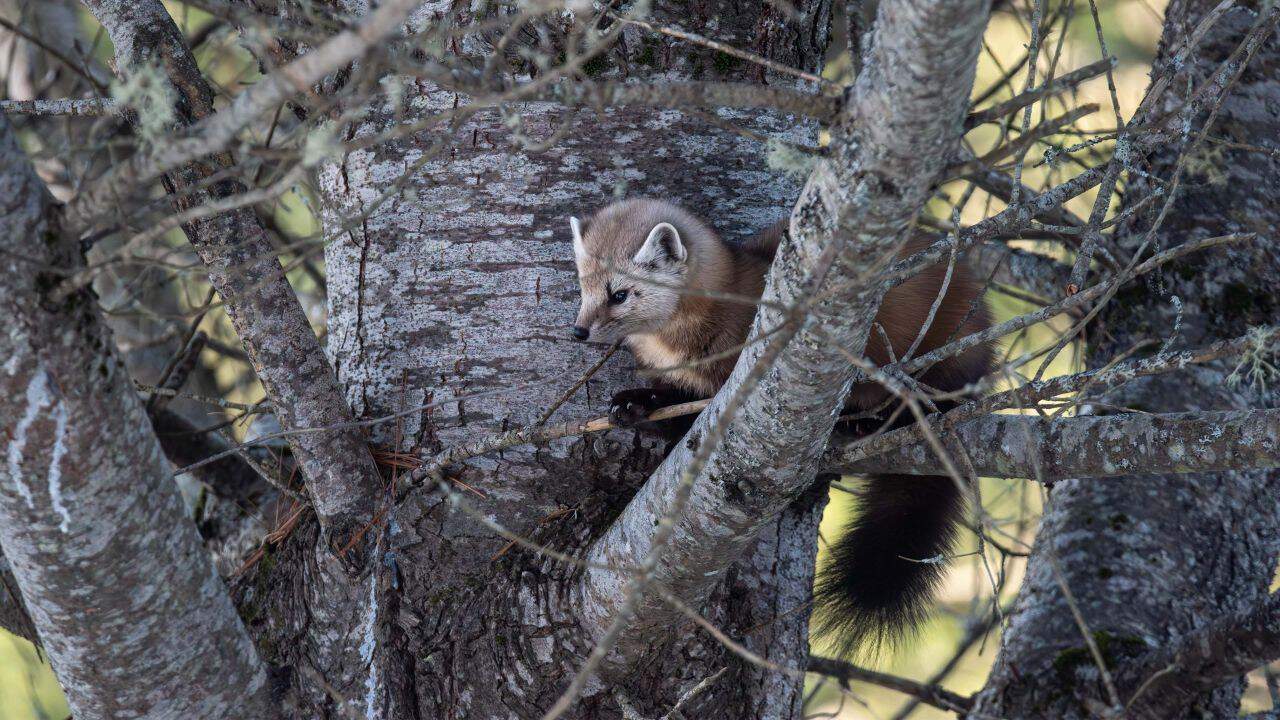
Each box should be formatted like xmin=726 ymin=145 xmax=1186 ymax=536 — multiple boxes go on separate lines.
xmin=973 ymin=1 xmax=1280 ymax=717
xmin=282 ymin=3 xmax=832 ymax=717
xmin=0 ymin=113 xmax=272 ymax=719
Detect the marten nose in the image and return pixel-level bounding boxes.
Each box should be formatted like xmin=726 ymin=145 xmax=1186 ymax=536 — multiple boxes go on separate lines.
xmin=570 ymin=326 xmax=589 ymax=341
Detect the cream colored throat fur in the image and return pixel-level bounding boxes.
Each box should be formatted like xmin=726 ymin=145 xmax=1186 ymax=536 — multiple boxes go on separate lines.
xmin=627 ymin=334 xmax=705 ymax=392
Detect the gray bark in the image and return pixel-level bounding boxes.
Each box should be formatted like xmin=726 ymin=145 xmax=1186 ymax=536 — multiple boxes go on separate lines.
xmin=1121 ymin=590 xmax=1280 ymax=718
xmin=833 ymin=409 xmax=1280 ymax=478
xmin=972 ymin=0 xmax=1280 ymax=716
xmin=299 ymin=2 xmax=834 ymax=717
xmin=0 ymin=111 xmax=272 ymax=718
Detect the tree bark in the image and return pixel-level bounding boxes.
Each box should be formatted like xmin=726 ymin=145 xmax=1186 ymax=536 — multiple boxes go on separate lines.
xmin=972 ymin=1 xmax=1280 ymax=716
xmin=296 ymin=3 xmax=833 ymax=717
xmin=0 ymin=112 xmax=272 ymax=719
xmin=832 ymin=409 xmax=1280 ymax=478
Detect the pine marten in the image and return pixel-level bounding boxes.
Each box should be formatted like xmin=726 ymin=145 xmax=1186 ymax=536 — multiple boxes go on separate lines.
xmin=567 ymin=198 xmax=992 ymax=652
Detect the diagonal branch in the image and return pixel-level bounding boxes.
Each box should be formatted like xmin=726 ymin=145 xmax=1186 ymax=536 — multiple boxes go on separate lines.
xmin=1121 ymin=592 xmax=1280 ymax=720
xmin=576 ymin=0 xmax=992 ymax=671
xmin=965 ymin=56 xmax=1115 ymax=129
xmin=65 ymin=0 xmax=423 ymax=231
xmin=80 ymin=0 xmax=383 ymax=541
xmin=807 ymin=655 xmax=972 ymax=713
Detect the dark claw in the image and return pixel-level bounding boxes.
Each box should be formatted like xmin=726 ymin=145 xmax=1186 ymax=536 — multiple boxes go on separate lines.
xmin=610 ymin=389 xmax=659 ymax=427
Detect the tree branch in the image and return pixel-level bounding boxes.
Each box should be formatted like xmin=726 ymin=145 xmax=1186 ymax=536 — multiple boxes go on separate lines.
xmin=0 ymin=98 xmax=116 ymax=116
xmin=577 ymin=0 xmax=991 ymax=671
xmin=65 ymin=0 xmax=423 ymax=230
xmin=832 ymin=409 xmax=1280 ymax=479
xmin=806 ymin=655 xmax=972 ymax=713
xmin=1122 ymin=592 xmax=1280 ymax=720
xmin=0 ymin=111 xmax=272 ymax=718
xmin=80 ymin=0 xmax=383 ymax=541
xmin=148 ymin=407 xmax=272 ymax=506
xmin=965 ymin=56 xmax=1115 ymax=129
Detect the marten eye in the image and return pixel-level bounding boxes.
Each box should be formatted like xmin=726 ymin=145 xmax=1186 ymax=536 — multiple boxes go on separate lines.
xmin=609 ymin=288 xmax=630 ymax=305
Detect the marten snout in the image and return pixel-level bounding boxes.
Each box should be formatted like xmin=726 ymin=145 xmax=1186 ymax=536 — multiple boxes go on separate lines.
xmin=570 ymin=325 xmax=589 ymax=341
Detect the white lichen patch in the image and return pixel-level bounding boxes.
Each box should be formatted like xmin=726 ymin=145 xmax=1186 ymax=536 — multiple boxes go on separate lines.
xmin=47 ymin=401 xmax=72 ymax=533
xmin=359 ymin=573 xmax=382 ymax=720
xmin=1227 ymin=326 xmax=1279 ymax=393
xmin=7 ymin=370 xmax=52 ymax=509
xmin=109 ymin=63 xmax=177 ymax=143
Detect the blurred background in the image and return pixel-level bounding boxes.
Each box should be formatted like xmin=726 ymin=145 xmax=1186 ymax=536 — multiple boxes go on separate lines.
xmin=0 ymin=1 xmax=1271 ymax=718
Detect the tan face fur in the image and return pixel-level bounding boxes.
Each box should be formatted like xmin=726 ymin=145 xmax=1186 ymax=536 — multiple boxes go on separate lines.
xmin=569 ymin=200 xmax=692 ymax=344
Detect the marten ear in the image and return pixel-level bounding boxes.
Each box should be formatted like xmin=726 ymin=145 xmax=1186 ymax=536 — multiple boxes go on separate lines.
xmin=634 ymin=222 xmax=686 ymax=266
xmin=570 ymin=216 xmax=588 ymax=263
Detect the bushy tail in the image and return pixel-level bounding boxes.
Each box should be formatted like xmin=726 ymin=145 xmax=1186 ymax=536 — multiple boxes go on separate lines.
xmin=813 ymin=473 xmax=965 ymax=655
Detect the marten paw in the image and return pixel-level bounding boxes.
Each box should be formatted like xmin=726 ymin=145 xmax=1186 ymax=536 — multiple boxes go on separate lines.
xmin=834 ymin=415 xmax=889 ymax=438
xmin=609 ymin=389 xmax=660 ymax=427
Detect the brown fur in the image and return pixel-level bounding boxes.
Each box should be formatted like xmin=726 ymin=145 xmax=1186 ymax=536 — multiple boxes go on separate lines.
xmin=574 ymin=199 xmax=991 ymax=409
xmin=571 ymin=199 xmax=995 ymax=652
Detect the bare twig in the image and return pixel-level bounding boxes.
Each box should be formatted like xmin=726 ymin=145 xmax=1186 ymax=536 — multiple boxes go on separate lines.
xmin=807 ymin=656 xmax=973 ymax=713
xmin=0 ymin=98 xmax=116 ymax=116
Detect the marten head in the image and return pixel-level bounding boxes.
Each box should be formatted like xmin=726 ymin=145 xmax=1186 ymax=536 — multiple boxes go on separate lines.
xmin=568 ymin=199 xmax=709 ymax=344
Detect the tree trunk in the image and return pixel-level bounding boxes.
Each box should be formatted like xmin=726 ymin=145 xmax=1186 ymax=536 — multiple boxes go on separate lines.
xmin=972 ymin=1 xmax=1280 ymax=717
xmin=234 ymin=3 xmax=834 ymax=717
xmin=0 ymin=112 xmax=273 ymax=720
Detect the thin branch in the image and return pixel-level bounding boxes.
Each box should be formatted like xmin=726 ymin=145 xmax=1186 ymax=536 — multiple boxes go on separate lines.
xmin=807 ymin=656 xmax=973 ymax=713
xmin=0 ymin=98 xmax=116 ymax=116
xmin=1068 ymin=0 xmax=1278 ymax=290
xmin=965 ymin=56 xmax=1115 ymax=129
xmin=610 ymin=14 xmax=834 ymax=89
xmin=66 ymin=0 xmax=425 ymax=229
